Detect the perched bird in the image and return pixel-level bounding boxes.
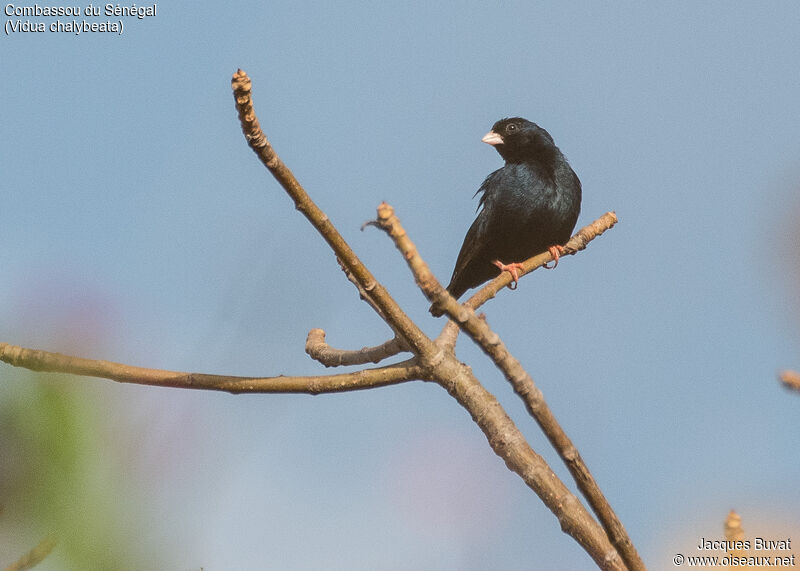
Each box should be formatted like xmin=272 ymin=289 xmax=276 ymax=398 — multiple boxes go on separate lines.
xmin=431 ymin=117 xmax=581 ymax=315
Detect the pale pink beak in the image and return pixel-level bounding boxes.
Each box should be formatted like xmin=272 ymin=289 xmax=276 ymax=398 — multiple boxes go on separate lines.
xmin=481 ymin=131 xmax=504 ymax=146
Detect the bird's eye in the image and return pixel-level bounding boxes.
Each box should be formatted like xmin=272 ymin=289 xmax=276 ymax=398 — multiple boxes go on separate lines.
xmin=506 ymin=124 xmax=517 ymax=133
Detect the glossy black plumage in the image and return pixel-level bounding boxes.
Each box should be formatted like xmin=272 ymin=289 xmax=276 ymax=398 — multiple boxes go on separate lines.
xmin=434 ymin=117 xmax=581 ymax=314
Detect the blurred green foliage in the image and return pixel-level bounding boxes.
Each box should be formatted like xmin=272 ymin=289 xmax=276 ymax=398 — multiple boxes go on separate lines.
xmin=1 ymin=371 xmax=156 ymax=569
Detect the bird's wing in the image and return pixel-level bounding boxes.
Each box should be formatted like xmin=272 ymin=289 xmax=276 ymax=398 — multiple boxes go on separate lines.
xmin=446 ymin=210 xmax=488 ymax=298
xmin=445 ymin=169 xmax=504 ymax=298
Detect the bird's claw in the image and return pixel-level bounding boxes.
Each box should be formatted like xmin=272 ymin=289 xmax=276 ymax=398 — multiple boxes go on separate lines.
xmin=543 ymin=245 xmax=565 ymax=269
xmin=492 ymin=260 xmax=525 ymax=290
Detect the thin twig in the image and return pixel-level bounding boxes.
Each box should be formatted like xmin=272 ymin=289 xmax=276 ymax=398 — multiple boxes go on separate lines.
xmin=305 ymin=328 xmax=409 ymax=367
xmin=725 ymin=510 xmax=744 ymax=541
xmin=779 ymin=370 xmax=800 ymax=393
xmin=461 ymin=211 xmax=618 ymax=312
xmin=373 ymin=203 xmax=643 ymax=571
xmin=4 ymin=535 xmax=57 ymax=571
xmin=436 ymin=212 xmax=618 ymax=349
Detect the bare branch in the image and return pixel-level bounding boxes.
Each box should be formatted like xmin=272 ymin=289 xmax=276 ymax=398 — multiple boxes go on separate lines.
xmin=725 ymin=509 xmax=744 ymax=541
xmin=779 ymin=369 xmax=800 ymax=393
xmin=305 ymin=328 xmax=409 ymax=367
xmin=0 ymin=340 xmax=620 ymax=565
xmin=464 ymin=211 xmax=618 ymax=311
xmin=433 ymin=356 xmax=624 ymax=570
xmin=231 ymin=70 xmax=437 ymax=364
xmin=4 ymin=535 xmax=57 ymax=571
xmin=0 ymin=343 xmax=421 ymax=394
xmin=435 ymin=212 xmax=618 ymax=348
xmin=372 ymin=203 xmax=643 ymax=571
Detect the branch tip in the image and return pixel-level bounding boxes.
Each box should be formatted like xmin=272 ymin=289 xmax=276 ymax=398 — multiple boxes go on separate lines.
xmin=779 ymin=369 xmax=800 ymax=392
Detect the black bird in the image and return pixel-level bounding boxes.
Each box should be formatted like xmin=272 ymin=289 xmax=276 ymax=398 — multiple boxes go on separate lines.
xmin=432 ymin=117 xmax=581 ymax=315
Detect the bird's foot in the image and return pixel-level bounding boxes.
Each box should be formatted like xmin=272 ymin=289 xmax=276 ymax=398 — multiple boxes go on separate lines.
xmin=492 ymin=260 xmax=525 ymax=290
xmin=543 ymin=245 xmax=565 ymax=269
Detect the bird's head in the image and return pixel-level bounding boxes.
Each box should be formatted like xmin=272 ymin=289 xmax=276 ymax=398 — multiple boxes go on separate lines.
xmin=482 ymin=117 xmax=556 ymax=163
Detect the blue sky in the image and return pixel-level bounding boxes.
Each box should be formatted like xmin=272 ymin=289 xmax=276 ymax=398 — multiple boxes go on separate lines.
xmin=3 ymin=2 xmax=800 ymax=569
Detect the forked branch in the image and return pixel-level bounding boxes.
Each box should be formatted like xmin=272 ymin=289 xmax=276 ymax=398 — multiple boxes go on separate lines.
xmin=232 ymin=70 xmax=437 ymax=364
xmin=372 ymin=203 xmax=644 ymax=571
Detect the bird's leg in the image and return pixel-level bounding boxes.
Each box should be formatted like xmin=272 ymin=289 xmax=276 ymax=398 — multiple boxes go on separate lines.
xmin=543 ymin=245 xmax=565 ymax=269
xmin=492 ymin=260 xmax=525 ymax=290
